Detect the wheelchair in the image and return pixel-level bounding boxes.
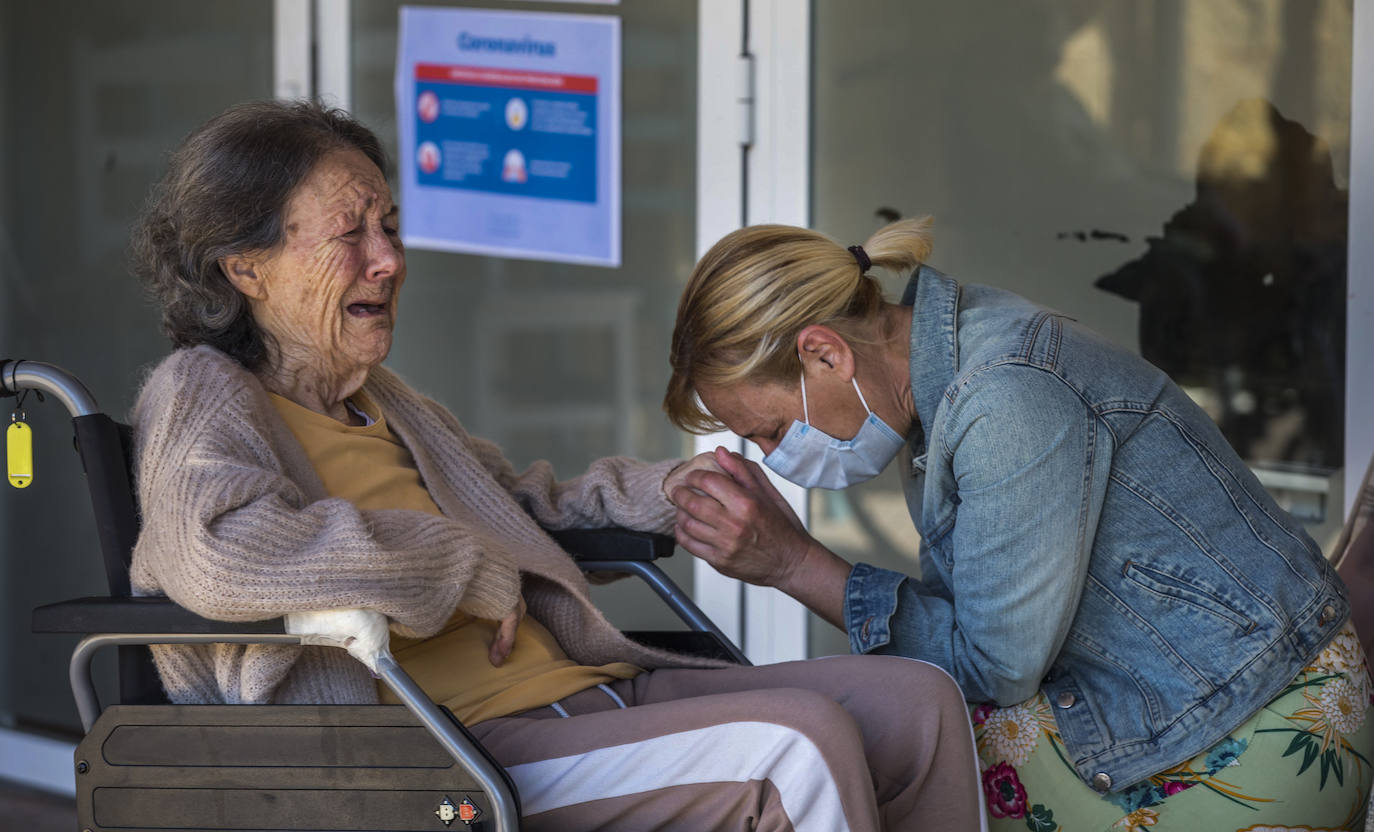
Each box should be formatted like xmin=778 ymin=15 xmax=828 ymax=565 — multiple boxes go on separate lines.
xmin=2 ymin=357 xmax=748 ymax=832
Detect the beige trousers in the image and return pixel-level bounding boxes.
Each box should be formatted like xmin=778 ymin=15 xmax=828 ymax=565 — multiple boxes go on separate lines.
xmin=470 ymin=654 xmax=986 ymax=831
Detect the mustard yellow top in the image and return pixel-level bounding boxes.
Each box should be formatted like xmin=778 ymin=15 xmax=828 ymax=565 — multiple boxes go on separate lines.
xmin=269 ymin=390 xmax=640 ymax=723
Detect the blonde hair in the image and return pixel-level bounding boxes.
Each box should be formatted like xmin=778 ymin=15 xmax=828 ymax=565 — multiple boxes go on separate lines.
xmin=664 ymin=216 xmax=933 ymax=433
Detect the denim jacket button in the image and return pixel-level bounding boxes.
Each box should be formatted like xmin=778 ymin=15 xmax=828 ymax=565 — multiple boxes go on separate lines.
xmin=1091 ymin=772 xmax=1112 ymax=792
xmin=1320 ymin=604 xmax=1337 ymax=626
xmin=861 ymin=617 xmax=872 ymax=640
xmin=1056 ymin=691 xmax=1076 ymax=709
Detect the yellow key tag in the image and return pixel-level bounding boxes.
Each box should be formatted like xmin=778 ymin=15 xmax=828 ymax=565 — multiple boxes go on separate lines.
xmin=7 ymin=415 xmax=33 ymax=488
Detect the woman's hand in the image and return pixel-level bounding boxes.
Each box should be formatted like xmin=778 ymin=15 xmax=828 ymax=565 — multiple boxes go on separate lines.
xmin=489 ymin=594 xmax=527 ymax=667
xmin=670 ymin=448 xmax=851 ymax=628
xmin=670 ymin=448 xmax=850 ymax=627
xmin=670 ymin=447 xmax=808 ymax=586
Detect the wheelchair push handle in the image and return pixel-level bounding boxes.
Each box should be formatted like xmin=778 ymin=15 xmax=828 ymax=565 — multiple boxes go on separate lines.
xmin=1 ymin=359 xmax=101 ymax=418
xmin=3 ymin=359 xmax=140 ymax=595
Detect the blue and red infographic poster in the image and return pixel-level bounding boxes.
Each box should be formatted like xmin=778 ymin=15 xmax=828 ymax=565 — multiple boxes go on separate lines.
xmin=396 ymin=7 xmax=620 ymax=266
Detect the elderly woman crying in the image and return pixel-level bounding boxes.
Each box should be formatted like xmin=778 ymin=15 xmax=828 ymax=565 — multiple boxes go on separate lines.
xmin=125 ymin=99 xmax=984 ymax=831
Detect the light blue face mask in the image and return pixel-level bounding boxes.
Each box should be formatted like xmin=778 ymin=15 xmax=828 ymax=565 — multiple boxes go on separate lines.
xmin=762 ymin=372 xmax=907 ymax=489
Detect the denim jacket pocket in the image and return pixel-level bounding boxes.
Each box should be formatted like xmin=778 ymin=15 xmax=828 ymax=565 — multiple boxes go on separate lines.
xmin=1122 ymin=560 xmax=1258 ymax=635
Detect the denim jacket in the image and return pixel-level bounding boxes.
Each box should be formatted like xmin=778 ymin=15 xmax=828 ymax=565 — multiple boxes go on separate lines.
xmin=844 ymin=267 xmax=1348 ymax=792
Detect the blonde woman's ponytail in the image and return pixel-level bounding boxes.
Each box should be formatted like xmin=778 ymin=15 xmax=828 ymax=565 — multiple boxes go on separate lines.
xmin=860 ymin=215 xmax=934 ymax=276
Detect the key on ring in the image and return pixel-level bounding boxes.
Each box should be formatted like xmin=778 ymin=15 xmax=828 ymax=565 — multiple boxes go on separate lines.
xmin=7 ymin=410 xmax=32 ymax=488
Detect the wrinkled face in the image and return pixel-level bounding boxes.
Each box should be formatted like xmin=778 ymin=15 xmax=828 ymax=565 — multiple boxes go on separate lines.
xmin=247 ymin=148 xmax=404 ymax=377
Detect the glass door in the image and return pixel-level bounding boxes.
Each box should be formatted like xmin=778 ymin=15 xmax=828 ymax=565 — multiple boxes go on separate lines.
xmin=346 ymin=1 xmax=702 ymax=632
xmin=802 ymin=0 xmax=1356 ymax=657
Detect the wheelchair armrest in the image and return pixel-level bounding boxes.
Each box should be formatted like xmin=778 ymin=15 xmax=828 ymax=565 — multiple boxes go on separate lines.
xmin=31 ymin=596 xmax=286 ymax=635
xmin=624 ymin=630 xmax=743 ymax=663
xmin=551 ymin=527 xmax=675 ymax=562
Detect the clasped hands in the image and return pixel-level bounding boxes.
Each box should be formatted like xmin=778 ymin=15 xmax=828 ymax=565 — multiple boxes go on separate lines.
xmin=490 ymin=447 xmax=833 ymax=666
xmin=664 ymin=446 xmax=819 ymax=592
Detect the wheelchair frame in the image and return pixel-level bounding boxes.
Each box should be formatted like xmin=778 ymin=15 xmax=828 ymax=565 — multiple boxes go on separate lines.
xmin=3 ymin=358 xmax=747 ymax=832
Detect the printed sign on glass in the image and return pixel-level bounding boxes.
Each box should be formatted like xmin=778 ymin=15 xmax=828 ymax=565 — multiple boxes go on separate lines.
xmin=396 ymin=7 xmax=620 ymax=266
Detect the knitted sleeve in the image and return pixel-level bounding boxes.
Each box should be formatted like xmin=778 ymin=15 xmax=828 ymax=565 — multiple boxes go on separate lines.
xmin=391 ymin=379 xmax=682 ymax=535
xmin=466 ymin=428 xmax=678 ymax=534
xmin=128 ymin=349 xmax=521 ymax=636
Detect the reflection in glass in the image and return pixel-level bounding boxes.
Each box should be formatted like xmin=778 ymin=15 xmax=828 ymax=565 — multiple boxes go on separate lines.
xmin=1097 ymin=99 xmax=1346 ymax=524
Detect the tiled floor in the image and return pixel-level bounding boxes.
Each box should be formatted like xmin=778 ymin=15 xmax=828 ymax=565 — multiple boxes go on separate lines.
xmin=0 ymin=781 xmax=74 ymax=832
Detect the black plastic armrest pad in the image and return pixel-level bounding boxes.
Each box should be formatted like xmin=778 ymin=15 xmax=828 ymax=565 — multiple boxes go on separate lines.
xmin=624 ymin=630 xmax=741 ymax=663
xmin=32 ymin=596 xmax=287 ymax=635
xmin=550 ymin=528 xmax=675 ymax=562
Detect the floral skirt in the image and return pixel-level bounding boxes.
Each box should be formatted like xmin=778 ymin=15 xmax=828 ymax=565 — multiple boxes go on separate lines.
xmin=973 ymin=621 xmax=1374 ymax=831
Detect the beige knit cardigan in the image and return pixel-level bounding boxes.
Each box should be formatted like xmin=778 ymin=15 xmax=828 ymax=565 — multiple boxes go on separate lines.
xmin=130 ymin=345 xmax=720 ymax=705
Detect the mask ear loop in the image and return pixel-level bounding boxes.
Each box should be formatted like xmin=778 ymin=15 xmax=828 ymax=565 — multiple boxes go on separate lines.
xmin=851 ymin=377 xmax=874 ymax=415
xmin=799 ymin=371 xmax=811 ymax=425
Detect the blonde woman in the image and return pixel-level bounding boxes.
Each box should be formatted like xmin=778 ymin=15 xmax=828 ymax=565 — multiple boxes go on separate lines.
xmin=665 ymin=218 xmax=1374 ymax=829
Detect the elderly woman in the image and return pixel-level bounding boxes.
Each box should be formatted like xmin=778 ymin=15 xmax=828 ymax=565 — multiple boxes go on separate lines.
xmin=126 ymin=100 xmax=982 ymax=831
xmin=664 ymin=218 xmax=1374 ymax=829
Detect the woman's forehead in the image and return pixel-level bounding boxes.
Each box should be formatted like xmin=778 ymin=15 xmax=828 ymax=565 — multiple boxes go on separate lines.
xmin=291 ymin=150 xmax=393 ymax=219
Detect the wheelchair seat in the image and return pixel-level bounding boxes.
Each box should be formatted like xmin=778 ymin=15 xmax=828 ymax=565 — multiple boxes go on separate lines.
xmin=4 ymin=358 xmax=746 ymax=832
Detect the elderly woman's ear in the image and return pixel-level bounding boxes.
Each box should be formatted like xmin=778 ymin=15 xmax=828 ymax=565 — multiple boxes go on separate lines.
xmin=219 ymin=254 xmax=268 ymax=301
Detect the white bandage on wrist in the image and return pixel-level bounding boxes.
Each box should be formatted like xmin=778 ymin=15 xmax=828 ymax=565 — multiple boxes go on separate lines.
xmin=285 ymin=608 xmax=392 ymax=674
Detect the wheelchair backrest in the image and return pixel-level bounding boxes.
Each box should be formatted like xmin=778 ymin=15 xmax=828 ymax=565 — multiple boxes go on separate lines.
xmin=72 ymin=414 xmax=140 ymax=597
xmin=68 ymin=414 xmax=169 ymax=705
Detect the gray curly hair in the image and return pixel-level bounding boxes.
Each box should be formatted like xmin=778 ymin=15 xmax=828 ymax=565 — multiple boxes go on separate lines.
xmin=131 ymin=99 xmax=390 ymax=370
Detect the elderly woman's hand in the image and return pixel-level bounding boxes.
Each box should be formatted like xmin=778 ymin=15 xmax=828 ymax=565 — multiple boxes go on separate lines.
xmin=489 ymin=594 xmax=527 ymax=667
xmin=662 ymin=451 xmax=727 ymax=500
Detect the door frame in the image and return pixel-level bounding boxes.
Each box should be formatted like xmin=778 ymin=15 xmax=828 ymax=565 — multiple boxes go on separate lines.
xmin=1347 ymin=0 xmax=1373 ymax=519
xmin=280 ymin=0 xmax=806 ymax=663
xmin=694 ymin=0 xmax=812 ymax=665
